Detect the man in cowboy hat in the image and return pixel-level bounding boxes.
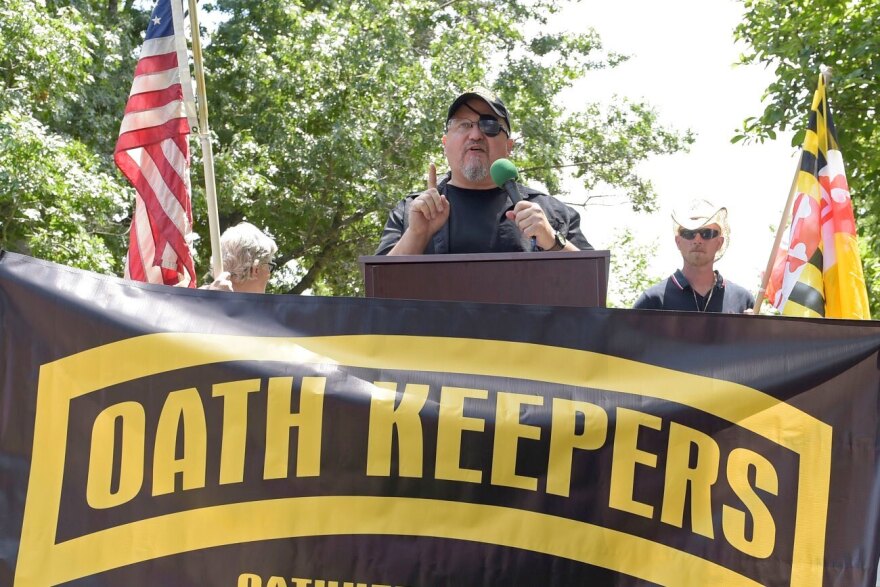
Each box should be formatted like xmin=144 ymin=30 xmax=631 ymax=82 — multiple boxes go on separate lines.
xmin=376 ymin=87 xmax=591 ymax=255
xmin=633 ymin=199 xmax=754 ymax=313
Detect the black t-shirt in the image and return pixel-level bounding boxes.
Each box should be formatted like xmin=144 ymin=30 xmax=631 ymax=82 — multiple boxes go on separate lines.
xmin=374 ymin=174 xmax=594 ymax=255
xmin=445 ymin=184 xmax=527 ymax=253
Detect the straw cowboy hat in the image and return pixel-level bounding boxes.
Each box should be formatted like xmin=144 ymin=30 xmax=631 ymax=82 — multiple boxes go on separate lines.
xmin=671 ymin=199 xmax=730 ymax=261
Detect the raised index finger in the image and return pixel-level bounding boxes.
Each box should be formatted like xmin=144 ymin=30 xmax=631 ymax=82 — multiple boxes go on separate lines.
xmin=427 ymin=162 xmax=437 ymax=191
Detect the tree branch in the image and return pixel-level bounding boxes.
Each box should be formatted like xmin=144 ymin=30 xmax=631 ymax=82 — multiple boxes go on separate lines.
xmin=288 ymin=208 xmax=341 ymax=294
xmin=435 ymin=0 xmax=469 ymax=12
xmin=286 ymin=207 xmax=370 ymax=294
xmin=519 ymin=160 xmax=592 ymax=173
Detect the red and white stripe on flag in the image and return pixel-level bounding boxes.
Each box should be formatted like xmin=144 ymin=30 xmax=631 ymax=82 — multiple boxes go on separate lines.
xmin=115 ymin=0 xmax=198 ymax=287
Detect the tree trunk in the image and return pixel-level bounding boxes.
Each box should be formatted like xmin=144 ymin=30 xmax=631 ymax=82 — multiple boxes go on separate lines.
xmin=288 ymin=209 xmax=344 ymax=295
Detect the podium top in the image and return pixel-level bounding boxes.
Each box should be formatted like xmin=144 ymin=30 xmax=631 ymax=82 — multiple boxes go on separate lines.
xmin=359 ymin=250 xmax=609 ymax=265
xmin=359 ymin=250 xmax=610 ymax=308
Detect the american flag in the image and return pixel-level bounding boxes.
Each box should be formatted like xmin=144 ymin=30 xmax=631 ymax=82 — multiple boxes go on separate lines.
xmin=115 ymin=0 xmax=198 ymax=287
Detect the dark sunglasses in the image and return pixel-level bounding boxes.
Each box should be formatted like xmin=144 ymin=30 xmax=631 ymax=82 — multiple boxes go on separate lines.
xmin=446 ymin=114 xmax=509 ymax=138
xmin=679 ymin=228 xmax=720 ymax=240
xmin=267 ymin=261 xmax=277 ymax=272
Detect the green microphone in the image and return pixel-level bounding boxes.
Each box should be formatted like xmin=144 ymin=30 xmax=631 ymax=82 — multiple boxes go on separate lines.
xmin=490 ymin=158 xmax=537 ymax=251
xmin=490 ymin=158 xmax=521 ymax=204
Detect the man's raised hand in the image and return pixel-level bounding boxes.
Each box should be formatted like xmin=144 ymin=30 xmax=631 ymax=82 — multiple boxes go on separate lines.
xmin=408 ymin=162 xmax=449 ymax=237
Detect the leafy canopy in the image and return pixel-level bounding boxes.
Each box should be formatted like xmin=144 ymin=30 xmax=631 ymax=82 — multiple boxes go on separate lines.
xmin=201 ymin=0 xmax=693 ymax=294
xmin=1 ymin=0 xmax=692 ymax=295
xmin=0 ymin=0 xmax=132 ymax=270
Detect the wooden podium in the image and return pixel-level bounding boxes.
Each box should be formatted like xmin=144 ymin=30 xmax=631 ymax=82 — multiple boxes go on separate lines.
xmin=359 ymin=250 xmax=610 ymax=308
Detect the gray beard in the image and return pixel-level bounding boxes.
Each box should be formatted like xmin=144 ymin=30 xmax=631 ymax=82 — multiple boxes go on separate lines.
xmin=461 ymin=159 xmax=488 ymax=182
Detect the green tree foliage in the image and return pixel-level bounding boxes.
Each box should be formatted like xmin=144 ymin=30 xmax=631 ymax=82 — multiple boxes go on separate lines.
xmin=606 ymin=228 xmax=661 ymax=308
xmin=202 ymin=0 xmax=693 ymax=294
xmin=0 ymin=110 xmax=130 ymax=271
xmin=0 ymin=0 xmax=133 ymax=271
xmin=735 ymin=0 xmax=880 ymax=313
xmin=2 ymin=0 xmax=692 ymax=294
xmin=0 ymin=0 xmax=93 ymax=117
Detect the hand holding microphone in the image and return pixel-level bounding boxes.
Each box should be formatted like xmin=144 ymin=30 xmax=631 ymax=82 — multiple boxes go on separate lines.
xmin=491 ymin=158 xmax=555 ymax=252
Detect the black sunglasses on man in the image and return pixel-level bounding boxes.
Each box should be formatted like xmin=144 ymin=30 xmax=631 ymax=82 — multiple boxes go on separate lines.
xmin=446 ymin=114 xmax=509 ymax=138
xmin=678 ymin=228 xmax=720 ymax=240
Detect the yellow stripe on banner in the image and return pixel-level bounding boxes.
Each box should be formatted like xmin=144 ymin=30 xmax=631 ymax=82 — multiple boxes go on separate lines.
xmin=28 ymin=497 xmax=764 ymax=587
xmin=825 ymin=233 xmax=871 ymax=319
xmin=17 ymin=334 xmax=832 ymax=587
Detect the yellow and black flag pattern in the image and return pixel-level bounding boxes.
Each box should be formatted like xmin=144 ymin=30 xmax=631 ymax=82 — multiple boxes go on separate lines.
xmin=766 ymin=73 xmax=870 ymax=319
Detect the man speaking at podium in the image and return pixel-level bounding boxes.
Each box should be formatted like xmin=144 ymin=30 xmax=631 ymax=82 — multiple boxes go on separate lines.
xmin=376 ymin=88 xmax=592 ymax=255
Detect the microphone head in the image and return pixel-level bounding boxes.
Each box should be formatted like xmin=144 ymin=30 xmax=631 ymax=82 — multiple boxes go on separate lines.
xmin=490 ymin=158 xmax=519 ymax=187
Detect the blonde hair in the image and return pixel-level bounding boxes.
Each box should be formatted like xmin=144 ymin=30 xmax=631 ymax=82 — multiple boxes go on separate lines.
xmin=220 ymin=222 xmax=278 ymax=281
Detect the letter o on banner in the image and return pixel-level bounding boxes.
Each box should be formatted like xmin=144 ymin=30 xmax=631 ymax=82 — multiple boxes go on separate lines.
xmin=86 ymin=401 xmax=146 ymax=509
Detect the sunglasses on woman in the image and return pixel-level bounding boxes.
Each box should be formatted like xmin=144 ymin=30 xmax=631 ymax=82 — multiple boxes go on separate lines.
xmin=678 ymin=228 xmax=720 ymax=240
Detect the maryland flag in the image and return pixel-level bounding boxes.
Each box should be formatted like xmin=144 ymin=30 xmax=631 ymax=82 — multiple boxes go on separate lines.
xmin=765 ymin=73 xmax=870 ymax=319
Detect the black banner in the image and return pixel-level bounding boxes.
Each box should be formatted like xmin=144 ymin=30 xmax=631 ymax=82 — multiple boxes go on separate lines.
xmin=1 ymin=251 xmax=879 ymax=587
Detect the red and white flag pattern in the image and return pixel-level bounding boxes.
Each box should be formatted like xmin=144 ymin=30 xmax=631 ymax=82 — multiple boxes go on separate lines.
xmin=115 ymin=0 xmax=198 ymax=287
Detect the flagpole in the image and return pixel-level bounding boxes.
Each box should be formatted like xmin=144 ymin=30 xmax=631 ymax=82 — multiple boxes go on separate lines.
xmin=186 ymin=0 xmax=223 ymax=279
xmin=754 ymin=148 xmax=803 ymax=313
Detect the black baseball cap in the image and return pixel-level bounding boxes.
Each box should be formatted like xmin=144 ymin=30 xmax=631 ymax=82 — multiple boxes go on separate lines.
xmin=446 ymin=87 xmax=511 ymax=132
